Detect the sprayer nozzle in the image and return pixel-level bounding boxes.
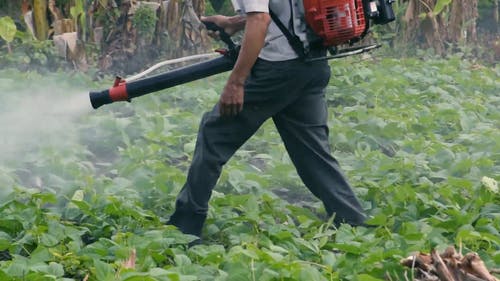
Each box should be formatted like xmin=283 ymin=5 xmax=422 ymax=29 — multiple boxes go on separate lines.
xmin=89 ymin=90 xmax=112 ymax=109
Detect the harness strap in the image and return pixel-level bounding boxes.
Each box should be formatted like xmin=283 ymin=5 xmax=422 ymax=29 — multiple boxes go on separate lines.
xmin=268 ymin=8 xmax=306 ymax=59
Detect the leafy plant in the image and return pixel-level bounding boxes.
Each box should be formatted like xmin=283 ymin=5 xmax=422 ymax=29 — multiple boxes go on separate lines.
xmin=0 ymin=53 xmax=498 ymax=280
xmin=0 ymin=16 xmax=16 ymax=43
xmin=132 ymin=5 xmax=158 ymax=40
xmin=70 ymin=0 xmax=86 ymax=38
xmin=432 ymin=0 xmax=453 ymax=15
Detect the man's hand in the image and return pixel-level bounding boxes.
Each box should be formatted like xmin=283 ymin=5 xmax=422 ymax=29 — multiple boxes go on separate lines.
xmin=219 ymin=80 xmax=244 ymax=117
xmin=201 ymin=15 xmax=245 ymax=40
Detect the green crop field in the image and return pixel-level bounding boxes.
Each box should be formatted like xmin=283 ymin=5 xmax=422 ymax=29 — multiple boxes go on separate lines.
xmin=0 ymin=54 xmax=498 ymax=280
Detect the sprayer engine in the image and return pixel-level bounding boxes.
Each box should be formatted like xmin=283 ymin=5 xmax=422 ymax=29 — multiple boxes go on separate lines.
xmin=303 ymin=0 xmax=395 ymax=46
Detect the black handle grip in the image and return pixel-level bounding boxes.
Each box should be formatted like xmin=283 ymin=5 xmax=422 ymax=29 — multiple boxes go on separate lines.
xmin=203 ymin=21 xmax=236 ymax=50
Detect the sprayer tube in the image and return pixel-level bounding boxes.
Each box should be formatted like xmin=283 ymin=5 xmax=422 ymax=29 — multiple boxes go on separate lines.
xmin=90 ymin=55 xmax=235 ymax=109
xmin=127 ymin=55 xmax=234 ymax=99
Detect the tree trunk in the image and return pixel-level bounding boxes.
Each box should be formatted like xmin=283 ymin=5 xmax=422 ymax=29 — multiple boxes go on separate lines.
xmin=33 ymin=0 xmax=49 ymax=40
xmin=92 ymin=0 xmax=209 ymax=74
xmin=403 ymin=0 xmax=444 ymax=53
xmin=403 ymin=0 xmax=479 ymax=54
xmin=166 ymin=0 xmax=210 ymax=58
xmin=449 ymin=0 xmax=479 ymax=44
xmin=494 ymin=0 xmax=499 ymax=34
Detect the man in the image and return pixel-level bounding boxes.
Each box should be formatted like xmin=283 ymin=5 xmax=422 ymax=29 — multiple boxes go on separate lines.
xmin=167 ymin=0 xmax=367 ymax=239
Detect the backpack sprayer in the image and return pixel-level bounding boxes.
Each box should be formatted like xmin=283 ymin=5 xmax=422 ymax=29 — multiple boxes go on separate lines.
xmin=89 ymin=0 xmax=394 ymax=109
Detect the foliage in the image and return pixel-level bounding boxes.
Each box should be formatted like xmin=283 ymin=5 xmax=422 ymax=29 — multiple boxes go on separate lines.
xmin=132 ymin=5 xmax=158 ymax=39
xmin=0 ymin=16 xmax=16 ymax=43
xmin=0 ymin=52 xmax=499 ymax=280
xmin=0 ymin=36 xmax=65 ymax=71
xmin=70 ymin=0 xmax=86 ymax=36
xmin=432 ymin=0 xmax=453 ymax=15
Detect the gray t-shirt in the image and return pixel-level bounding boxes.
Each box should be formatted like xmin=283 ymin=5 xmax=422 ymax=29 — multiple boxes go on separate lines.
xmin=231 ymin=0 xmax=310 ymax=61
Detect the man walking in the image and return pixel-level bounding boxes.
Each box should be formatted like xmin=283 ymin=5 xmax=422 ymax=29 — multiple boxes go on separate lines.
xmin=167 ymin=0 xmax=367 ymax=239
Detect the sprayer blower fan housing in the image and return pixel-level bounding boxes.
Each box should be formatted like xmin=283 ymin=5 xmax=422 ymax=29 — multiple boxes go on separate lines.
xmin=304 ymin=0 xmax=367 ymax=46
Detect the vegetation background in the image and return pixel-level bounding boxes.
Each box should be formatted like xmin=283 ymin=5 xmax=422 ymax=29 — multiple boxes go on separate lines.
xmin=0 ymin=0 xmax=498 ymax=281
xmin=0 ymin=0 xmax=499 ymax=73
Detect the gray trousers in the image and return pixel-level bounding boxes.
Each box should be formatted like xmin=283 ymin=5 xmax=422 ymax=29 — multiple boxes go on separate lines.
xmin=168 ymin=58 xmax=367 ymax=236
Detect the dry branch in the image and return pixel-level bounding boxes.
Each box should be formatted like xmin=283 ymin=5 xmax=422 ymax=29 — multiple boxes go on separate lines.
xmin=462 ymin=253 xmax=498 ymax=281
xmin=432 ymin=249 xmax=456 ymax=281
xmin=401 ymin=247 xmax=499 ymax=281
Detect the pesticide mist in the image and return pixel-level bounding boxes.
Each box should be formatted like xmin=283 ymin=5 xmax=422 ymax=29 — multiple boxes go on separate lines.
xmin=0 ymin=74 xmax=93 ymax=164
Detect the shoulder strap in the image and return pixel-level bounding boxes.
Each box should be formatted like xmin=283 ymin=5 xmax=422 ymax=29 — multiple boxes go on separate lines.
xmin=268 ymin=8 xmax=306 ymax=58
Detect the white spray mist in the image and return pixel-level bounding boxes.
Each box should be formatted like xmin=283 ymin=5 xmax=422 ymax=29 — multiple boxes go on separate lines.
xmin=0 ymin=80 xmax=93 ymax=164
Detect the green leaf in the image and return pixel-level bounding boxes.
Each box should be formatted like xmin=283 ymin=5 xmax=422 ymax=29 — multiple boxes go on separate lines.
xmin=357 ymin=274 xmax=385 ymax=281
xmin=0 ymin=16 xmax=16 ymax=43
xmin=224 ymin=262 xmax=250 ymax=281
xmin=174 ymin=254 xmax=191 ymax=267
xmin=71 ymin=190 xmax=85 ymax=201
xmin=433 ymin=0 xmax=452 ymax=15
xmin=0 ymin=270 xmax=10 ymax=281
xmin=0 ymin=231 xmax=12 ymax=250
xmin=295 ymin=265 xmax=327 ymax=280
xmin=0 ymin=219 xmax=24 ymax=236
xmin=365 ymin=213 xmax=387 ymax=226
xmin=70 ymin=200 xmax=92 ymax=214
xmin=331 ymin=243 xmax=362 ymax=254
xmin=47 ymin=262 xmax=64 ymax=277
xmin=121 ymin=272 xmax=158 ymax=281
xmin=30 ymin=246 xmax=52 ymax=263
xmin=5 ymin=256 xmax=29 ymax=277
xmin=40 ymin=233 xmax=59 ymax=247
xmin=94 ymin=259 xmax=115 ymax=281
xmin=32 ymin=192 xmax=57 ymax=205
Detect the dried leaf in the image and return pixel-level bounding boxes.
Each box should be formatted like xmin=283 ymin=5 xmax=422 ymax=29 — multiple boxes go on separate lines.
xmin=122 ymin=248 xmax=136 ymax=269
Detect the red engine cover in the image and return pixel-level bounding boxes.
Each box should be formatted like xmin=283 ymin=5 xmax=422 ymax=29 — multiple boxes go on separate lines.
xmin=303 ymin=0 xmax=366 ymax=46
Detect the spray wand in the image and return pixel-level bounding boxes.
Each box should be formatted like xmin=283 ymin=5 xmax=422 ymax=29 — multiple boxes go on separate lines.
xmin=89 ymin=22 xmax=238 ymax=109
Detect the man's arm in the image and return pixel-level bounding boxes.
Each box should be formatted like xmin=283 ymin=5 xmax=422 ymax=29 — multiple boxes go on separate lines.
xmin=219 ymin=12 xmax=271 ymax=116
